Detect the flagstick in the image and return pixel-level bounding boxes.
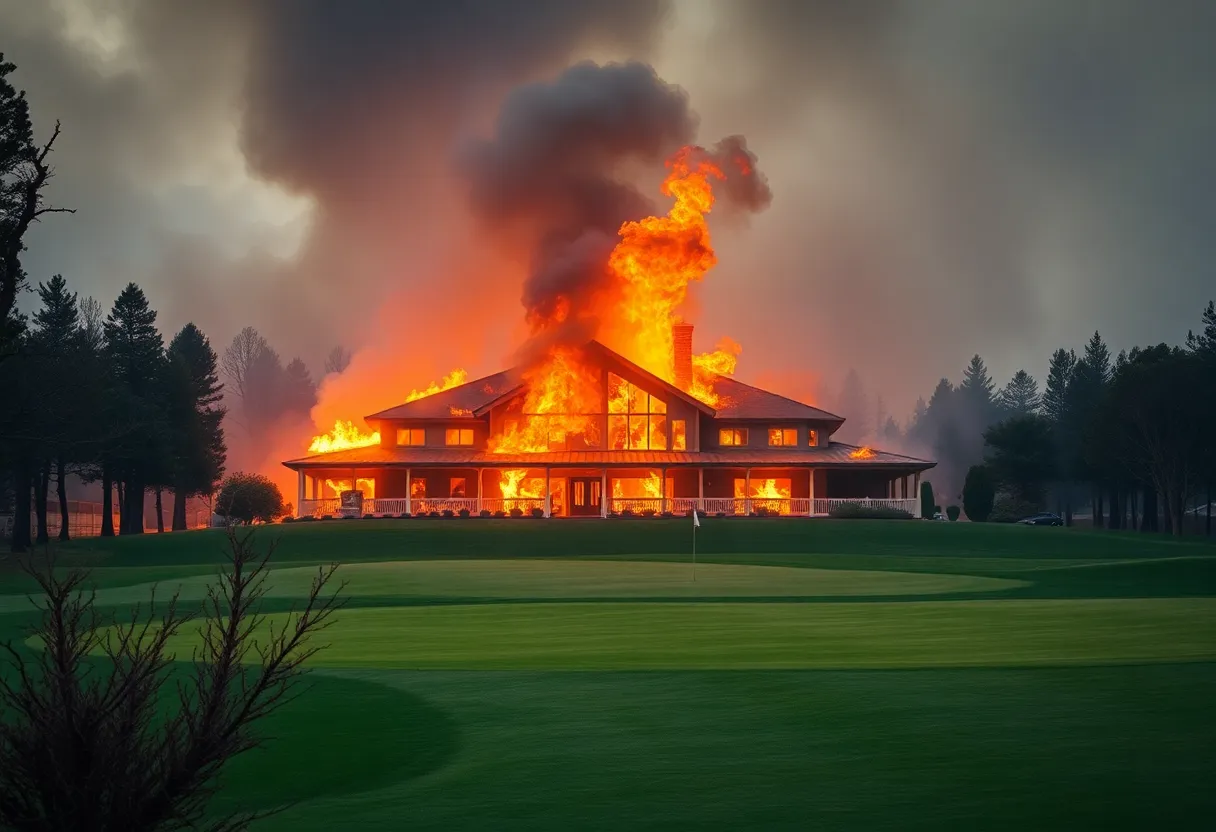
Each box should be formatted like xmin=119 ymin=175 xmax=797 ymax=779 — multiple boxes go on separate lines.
xmin=692 ymin=516 xmax=697 ymax=582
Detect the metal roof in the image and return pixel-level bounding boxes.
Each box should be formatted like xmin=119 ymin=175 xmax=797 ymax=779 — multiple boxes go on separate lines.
xmin=710 ymin=376 xmax=845 ymax=423
xmin=365 ymin=370 xmax=519 ymax=420
xmin=284 ymin=442 xmax=934 ymax=470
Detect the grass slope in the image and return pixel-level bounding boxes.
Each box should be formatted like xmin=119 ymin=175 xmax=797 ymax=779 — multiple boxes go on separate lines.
xmin=0 ymin=520 xmax=1213 ymax=829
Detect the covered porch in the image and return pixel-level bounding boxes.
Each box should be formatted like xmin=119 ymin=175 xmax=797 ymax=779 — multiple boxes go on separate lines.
xmin=294 ymin=465 xmax=924 ymax=519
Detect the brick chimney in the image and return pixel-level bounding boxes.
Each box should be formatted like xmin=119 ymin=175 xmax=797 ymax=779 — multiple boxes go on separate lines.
xmin=673 ymin=323 xmax=694 ymax=391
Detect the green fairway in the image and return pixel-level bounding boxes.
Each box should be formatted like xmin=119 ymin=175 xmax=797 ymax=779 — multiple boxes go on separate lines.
xmin=142 ymin=597 xmax=1216 ymax=670
xmin=2 ymin=519 xmax=1214 ymax=829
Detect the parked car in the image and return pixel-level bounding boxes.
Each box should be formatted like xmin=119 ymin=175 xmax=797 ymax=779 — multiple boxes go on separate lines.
xmin=1019 ymin=512 xmax=1063 ymax=526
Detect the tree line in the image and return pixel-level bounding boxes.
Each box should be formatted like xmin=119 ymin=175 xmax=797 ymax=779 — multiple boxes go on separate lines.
xmin=1 ymin=276 xmax=227 ymax=550
xmin=899 ymin=304 xmax=1216 ymax=535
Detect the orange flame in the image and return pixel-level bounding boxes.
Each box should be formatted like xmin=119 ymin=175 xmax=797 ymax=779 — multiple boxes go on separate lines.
xmin=609 ymin=148 xmax=730 ymax=397
xmin=324 ymin=477 xmax=376 ymax=497
xmin=309 ymin=420 xmax=380 ymax=454
xmin=404 ymin=369 xmax=468 ymax=403
xmin=690 ymin=337 xmax=742 ymax=407
xmin=309 ymin=368 xmax=467 ymax=454
xmin=849 ymin=447 xmax=877 ymax=460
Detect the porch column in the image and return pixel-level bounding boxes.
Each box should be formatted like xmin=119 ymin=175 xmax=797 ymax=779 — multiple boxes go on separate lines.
xmin=476 ymin=468 xmax=483 ymax=513
xmin=745 ymin=468 xmax=752 ymax=515
xmin=405 ymin=468 xmax=411 ymax=515
xmin=808 ymin=468 xmax=815 ymax=515
xmin=913 ymin=472 xmax=921 ymax=517
xmin=698 ymin=468 xmax=704 ymax=513
xmin=601 ymin=469 xmax=608 ymax=518
xmin=544 ymin=467 xmax=552 ymax=518
xmin=296 ymin=470 xmax=305 ymax=518
xmin=660 ymin=467 xmax=667 ymax=514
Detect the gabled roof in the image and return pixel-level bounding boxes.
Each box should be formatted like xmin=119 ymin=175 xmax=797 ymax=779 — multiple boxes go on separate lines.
xmin=710 ymin=376 xmax=845 ymax=424
xmin=366 ymin=370 xmax=519 ymax=420
xmin=584 ymin=341 xmax=717 ymax=416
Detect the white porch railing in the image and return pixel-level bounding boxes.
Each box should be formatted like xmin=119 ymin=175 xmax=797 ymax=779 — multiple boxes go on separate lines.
xmin=364 ymin=498 xmax=409 ymax=516
xmin=299 ymin=498 xmax=339 ymax=518
xmin=480 ymin=498 xmax=546 ymax=516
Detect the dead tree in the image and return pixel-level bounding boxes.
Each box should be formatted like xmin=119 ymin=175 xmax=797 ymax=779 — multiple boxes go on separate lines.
xmin=0 ymin=526 xmax=344 ymax=831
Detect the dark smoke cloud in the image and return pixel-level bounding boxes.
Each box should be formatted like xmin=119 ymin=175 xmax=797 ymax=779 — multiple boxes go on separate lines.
xmin=460 ymin=61 xmax=697 ymax=351
xmin=687 ymin=135 xmax=772 ymax=214
xmin=5 ymin=0 xmax=671 ymax=368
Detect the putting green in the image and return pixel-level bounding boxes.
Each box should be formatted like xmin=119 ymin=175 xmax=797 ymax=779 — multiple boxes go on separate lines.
xmin=0 ymin=560 xmax=1025 ymax=612
xmin=140 ymin=598 xmax=1216 ymax=670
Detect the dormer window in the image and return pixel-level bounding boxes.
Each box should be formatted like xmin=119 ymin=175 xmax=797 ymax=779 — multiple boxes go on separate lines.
xmin=808 ymin=429 xmax=819 ymax=447
xmin=767 ymin=428 xmax=797 ymax=446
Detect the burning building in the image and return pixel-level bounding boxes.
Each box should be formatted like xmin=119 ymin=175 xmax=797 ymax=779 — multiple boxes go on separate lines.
xmin=282 ymin=115 xmax=934 ymax=517
xmin=284 ymin=332 xmax=933 ymax=518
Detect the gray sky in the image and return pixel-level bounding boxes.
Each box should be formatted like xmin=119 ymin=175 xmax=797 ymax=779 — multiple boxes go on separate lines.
xmin=5 ymin=0 xmax=1214 ymax=421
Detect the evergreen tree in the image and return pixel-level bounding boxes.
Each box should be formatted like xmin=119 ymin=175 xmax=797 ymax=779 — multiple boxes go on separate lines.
xmin=997 ymin=370 xmax=1040 ymax=416
xmin=164 ymin=324 xmax=227 ymax=531
xmin=1041 ymin=348 xmax=1076 ymax=424
xmin=103 ymin=284 xmax=166 ymax=534
xmin=282 ymin=357 xmax=317 ymax=417
xmin=29 ymin=276 xmax=83 ymax=541
xmin=1186 ymin=300 xmax=1216 ymax=358
xmin=957 ymin=354 xmax=997 ymax=422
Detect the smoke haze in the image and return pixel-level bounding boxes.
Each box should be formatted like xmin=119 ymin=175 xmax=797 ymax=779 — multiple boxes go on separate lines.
xmin=5 ymin=0 xmax=1215 ymax=470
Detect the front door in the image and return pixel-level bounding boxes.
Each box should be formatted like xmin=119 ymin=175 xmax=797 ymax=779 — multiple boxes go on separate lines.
xmin=568 ymin=477 xmax=602 ymax=517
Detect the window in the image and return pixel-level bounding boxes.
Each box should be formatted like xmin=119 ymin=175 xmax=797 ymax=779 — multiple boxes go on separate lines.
xmin=450 ymin=477 xmax=467 ymax=498
xmin=768 ymin=428 xmax=797 ymax=446
xmin=410 ymin=477 xmax=426 ymax=498
xmin=807 ymin=429 xmax=818 ymax=447
xmin=608 ymin=373 xmax=668 ymax=450
xmin=396 ymin=428 xmax=425 ymax=446
xmin=719 ymin=428 xmax=748 ymax=447
xmin=672 ymin=419 xmax=687 ymax=451
xmin=445 ymin=428 xmax=474 ymax=446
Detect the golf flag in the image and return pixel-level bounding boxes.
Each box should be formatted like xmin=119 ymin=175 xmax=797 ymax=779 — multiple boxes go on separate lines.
xmin=692 ymin=510 xmax=700 ymax=528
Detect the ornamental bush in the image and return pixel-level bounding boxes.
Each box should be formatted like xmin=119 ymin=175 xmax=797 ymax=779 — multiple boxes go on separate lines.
xmin=962 ymin=465 xmax=996 ymax=522
xmin=946 ymin=505 xmax=961 ymax=522
xmin=919 ymin=481 xmax=935 ymax=519
xmin=215 ymin=473 xmax=285 ymax=524
xmin=828 ymin=502 xmax=913 ymax=520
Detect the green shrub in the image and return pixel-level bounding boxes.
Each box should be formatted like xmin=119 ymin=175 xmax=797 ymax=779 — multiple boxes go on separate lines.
xmin=946 ymin=505 xmax=961 ymax=522
xmin=459 ymin=508 xmax=471 ymax=518
xmin=215 ymin=472 xmax=285 ymax=524
xmin=989 ymin=496 xmax=1043 ymax=523
xmin=828 ymin=502 xmax=913 ymax=520
xmin=530 ymin=507 xmax=545 ymax=518
xmin=963 ymin=465 xmax=996 ymax=522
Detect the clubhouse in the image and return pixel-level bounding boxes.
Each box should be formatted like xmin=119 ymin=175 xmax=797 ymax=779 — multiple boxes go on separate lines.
xmin=284 ymin=339 xmax=935 ymax=519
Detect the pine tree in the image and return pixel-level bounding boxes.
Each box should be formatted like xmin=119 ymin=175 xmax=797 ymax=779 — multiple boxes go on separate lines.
xmin=165 ymin=324 xmax=227 ymax=531
xmin=30 ymin=276 xmax=82 ymax=542
xmin=1041 ymin=348 xmax=1076 ymax=425
xmin=998 ymin=370 xmax=1040 ymax=416
xmin=958 ymin=354 xmax=996 ymax=410
xmin=103 ymin=284 xmax=165 ymax=534
xmin=282 ymin=357 xmax=317 ymax=417
xmin=1186 ymin=300 xmax=1216 ymax=358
